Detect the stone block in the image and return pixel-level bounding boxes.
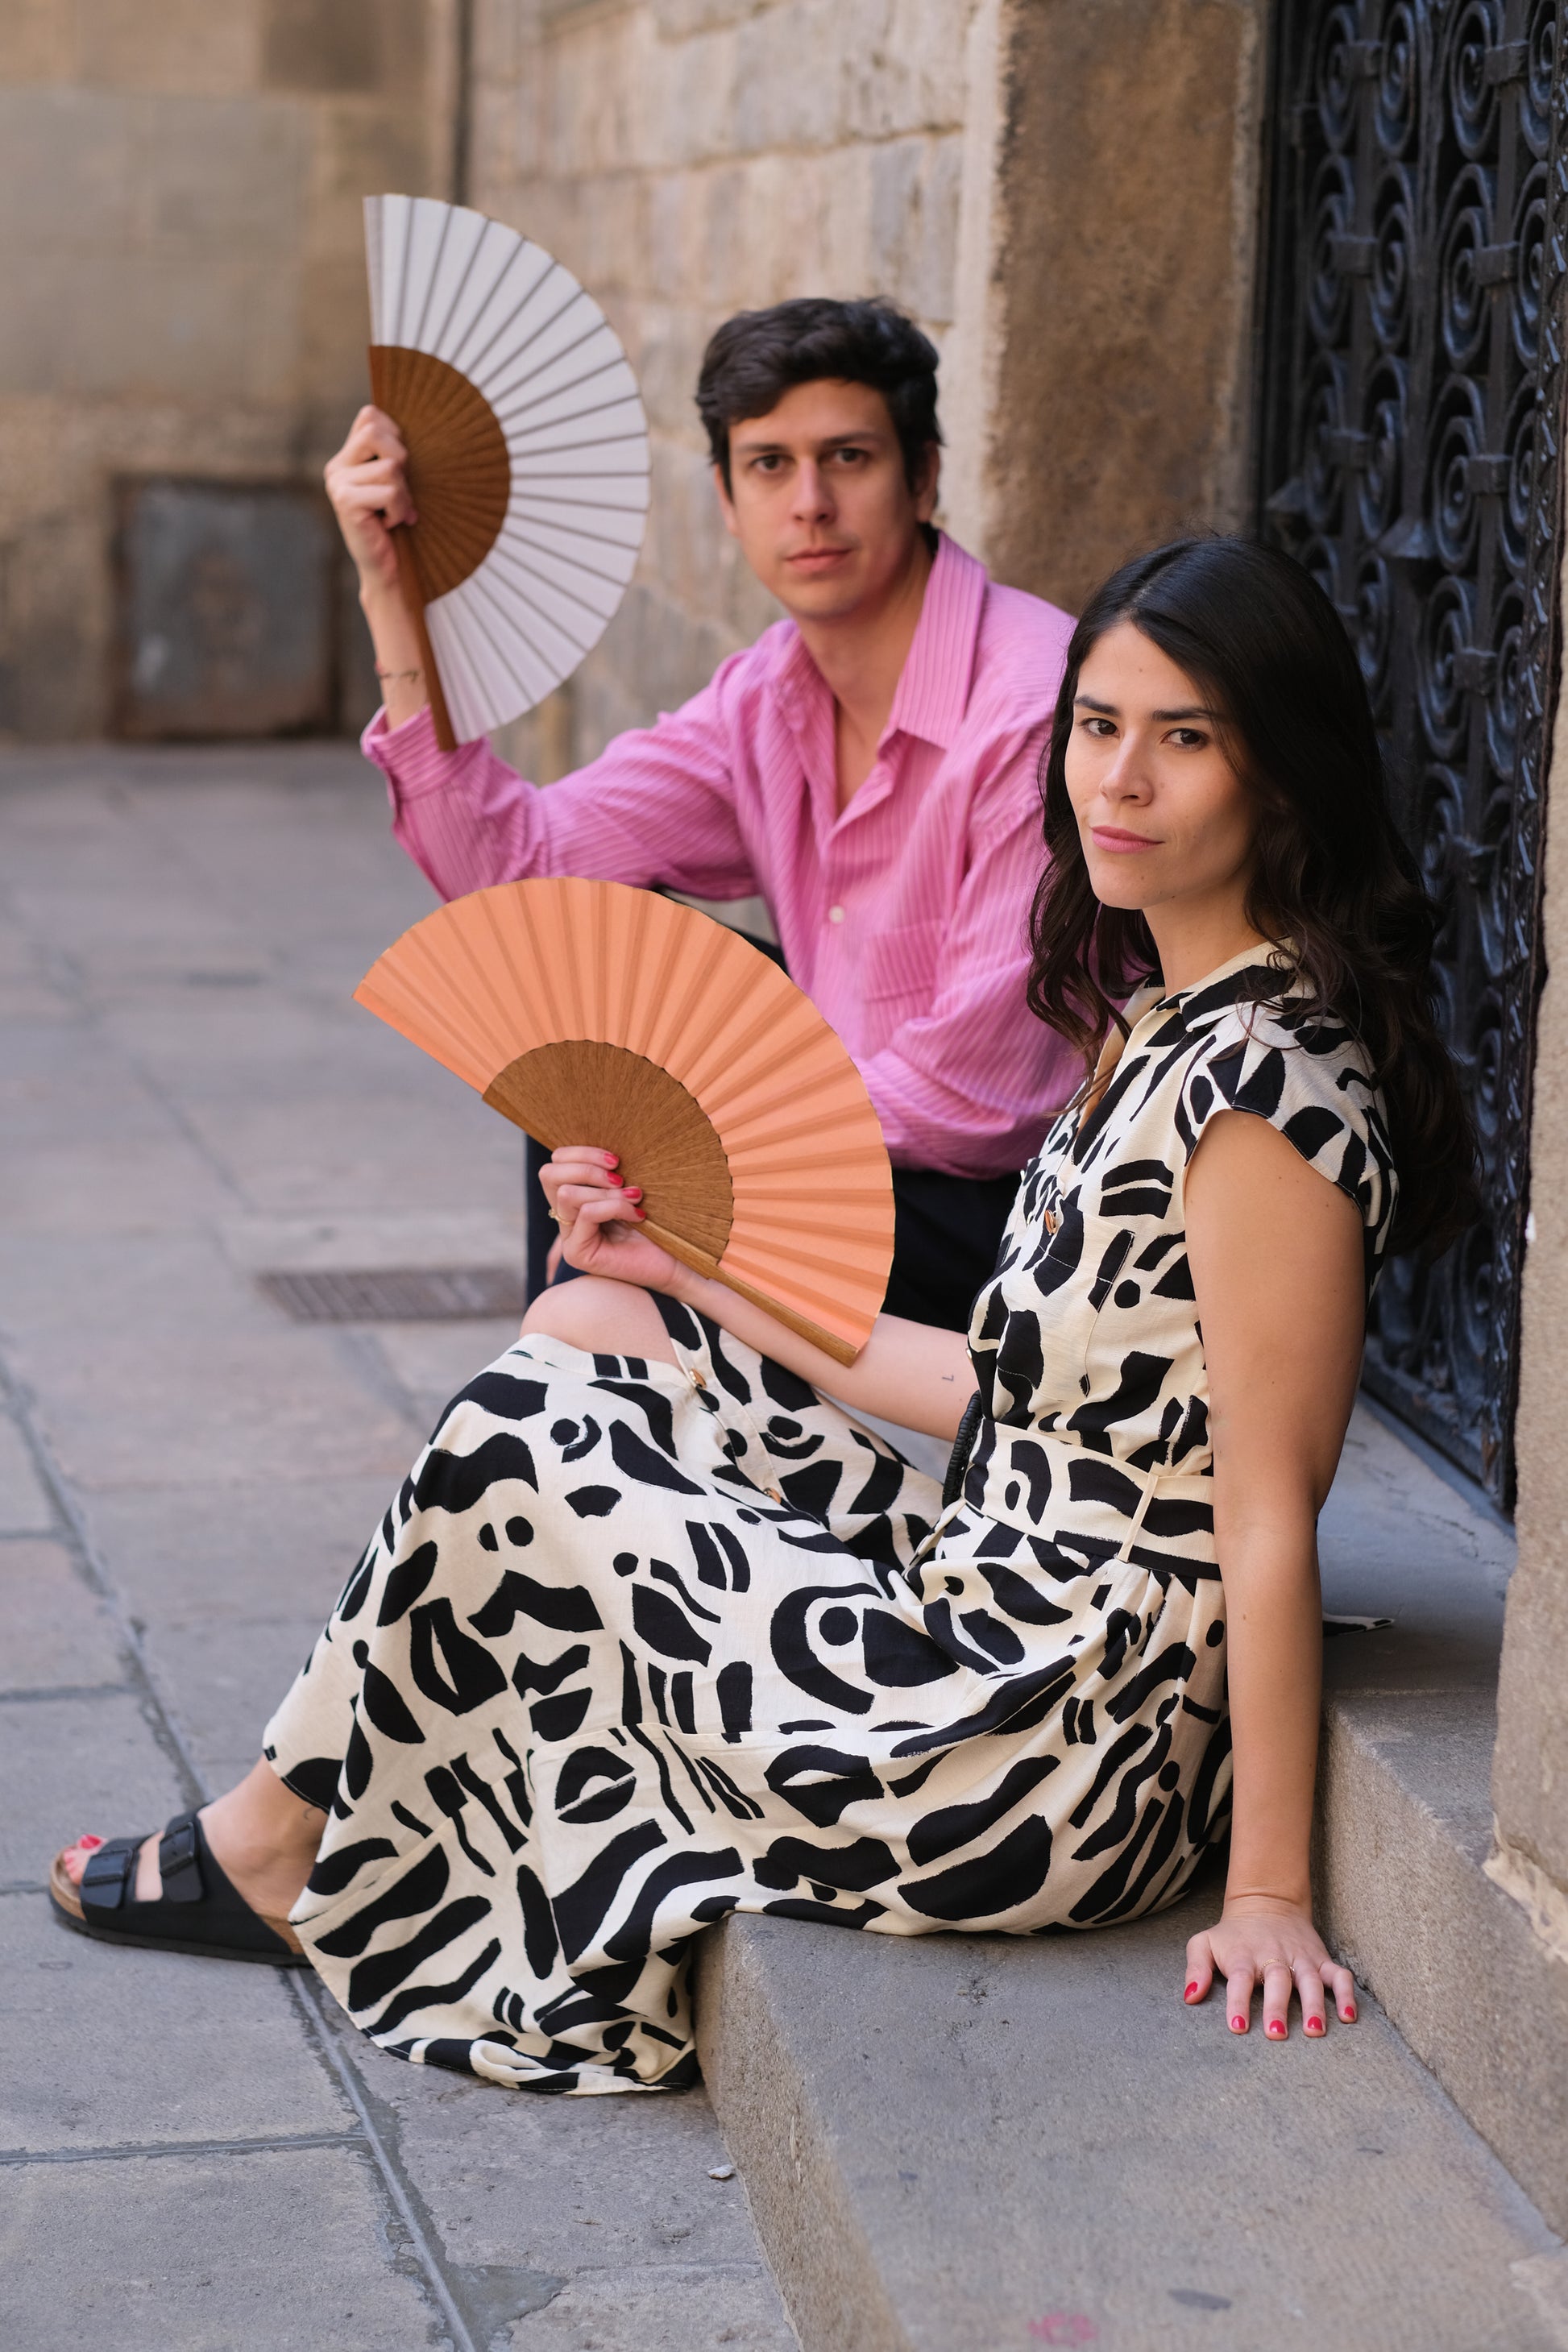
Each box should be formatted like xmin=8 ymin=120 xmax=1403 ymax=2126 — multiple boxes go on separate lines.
xmin=261 ymin=0 xmax=429 ymax=96
xmin=1500 ymin=623 xmax=1568 ymax=1896
xmin=0 ymin=1890 xmax=352 ymax=2155
xmin=0 ymin=0 xmax=73 ymax=82
xmin=0 ymin=252 xmax=301 ymax=404
xmin=0 ymin=1538 xmax=125 ymax=1695
xmin=698 ymin=1890 xmax=1564 ymax=2351
xmin=0 ymin=2146 xmax=439 ymax=2350
xmin=0 ymin=87 xmax=138 ymax=253
xmin=73 ymin=0 xmax=261 ymax=95
xmin=134 ymin=94 xmax=311 ymax=254
xmin=980 ymin=0 xmax=1264 ymax=607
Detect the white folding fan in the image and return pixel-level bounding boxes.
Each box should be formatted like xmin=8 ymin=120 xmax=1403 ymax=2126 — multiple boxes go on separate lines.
xmin=363 ymin=193 xmax=651 ymax=749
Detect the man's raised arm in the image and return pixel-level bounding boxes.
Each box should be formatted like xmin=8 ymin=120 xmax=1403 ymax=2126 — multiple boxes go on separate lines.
xmin=363 ymin=660 xmax=760 ymax=909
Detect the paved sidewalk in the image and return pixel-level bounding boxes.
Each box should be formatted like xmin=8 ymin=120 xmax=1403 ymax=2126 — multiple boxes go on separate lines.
xmin=0 ymin=745 xmax=797 ymax=2352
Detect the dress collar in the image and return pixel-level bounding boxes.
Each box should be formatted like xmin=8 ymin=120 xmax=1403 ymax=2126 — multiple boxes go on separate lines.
xmin=1136 ymin=940 xmax=1296 ymax=1031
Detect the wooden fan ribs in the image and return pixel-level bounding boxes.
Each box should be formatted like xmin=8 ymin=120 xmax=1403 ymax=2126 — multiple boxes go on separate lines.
xmin=355 ymin=879 xmax=893 ymax=1362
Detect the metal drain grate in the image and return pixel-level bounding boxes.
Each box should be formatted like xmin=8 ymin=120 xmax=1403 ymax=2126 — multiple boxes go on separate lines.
xmin=258 ymin=1266 xmax=527 ymax=1323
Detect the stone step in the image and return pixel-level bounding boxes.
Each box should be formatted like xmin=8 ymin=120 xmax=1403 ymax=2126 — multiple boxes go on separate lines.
xmin=696 ymin=1868 xmax=1568 ymax=2352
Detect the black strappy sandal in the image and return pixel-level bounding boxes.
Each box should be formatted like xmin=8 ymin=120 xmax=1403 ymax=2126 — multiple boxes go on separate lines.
xmin=49 ymin=1808 xmax=308 ymax=1967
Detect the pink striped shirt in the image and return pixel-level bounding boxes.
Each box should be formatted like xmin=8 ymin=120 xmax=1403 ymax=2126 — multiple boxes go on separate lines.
xmin=367 ymin=533 xmax=1080 ymax=1178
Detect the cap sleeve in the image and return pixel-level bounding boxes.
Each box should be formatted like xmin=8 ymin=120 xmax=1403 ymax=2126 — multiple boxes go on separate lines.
xmin=1176 ymin=1003 xmax=1398 ymax=1262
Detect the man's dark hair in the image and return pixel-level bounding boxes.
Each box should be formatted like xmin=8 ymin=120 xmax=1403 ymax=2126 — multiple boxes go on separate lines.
xmin=695 ymin=298 xmax=941 ymax=492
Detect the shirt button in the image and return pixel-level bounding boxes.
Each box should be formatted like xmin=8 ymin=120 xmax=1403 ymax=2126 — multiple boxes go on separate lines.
xmin=827 ymin=905 xmax=844 ymax=923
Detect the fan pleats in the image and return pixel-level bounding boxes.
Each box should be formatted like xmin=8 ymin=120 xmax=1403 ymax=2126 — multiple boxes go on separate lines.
xmin=355 ymin=881 xmax=894 ymax=1361
xmin=365 ymin=195 xmax=649 ymax=745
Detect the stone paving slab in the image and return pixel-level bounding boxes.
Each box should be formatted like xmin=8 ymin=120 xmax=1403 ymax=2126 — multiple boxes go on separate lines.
xmin=0 ymin=1894 xmax=351 ymax=2156
xmin=0 ymin=1534 xmax=125 ymax=1692
xmin=0 ymin=1692 xmax=180 ymax=1887
xmin=81 ymin=1473 xmax=396 ymax=1629
xmin=0 ymin=1418 xmax=58 ymax=1534
xmin=316 ymin=2003 xmax=796 ymax=2352
xmin=0 ymin=749 xmax=798 ymax=2352
xmin=0 ymin=2145 xmax=441 ymax=2352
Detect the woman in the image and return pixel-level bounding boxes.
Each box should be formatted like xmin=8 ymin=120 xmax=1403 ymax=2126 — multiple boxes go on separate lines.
xmin=52 ymin=538 xmax=1473 ymax=2089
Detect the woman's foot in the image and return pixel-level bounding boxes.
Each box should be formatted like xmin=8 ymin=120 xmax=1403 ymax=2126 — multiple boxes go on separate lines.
xmin=56 ymin=1757 xmax=326 ymax=1923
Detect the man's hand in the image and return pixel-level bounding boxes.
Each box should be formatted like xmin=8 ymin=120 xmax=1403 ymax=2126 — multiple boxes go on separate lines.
xmin=324 ymin=405 xmax=417 ymax=600
xmin=1183 ymin=1896 xmax=1359 ymax=2039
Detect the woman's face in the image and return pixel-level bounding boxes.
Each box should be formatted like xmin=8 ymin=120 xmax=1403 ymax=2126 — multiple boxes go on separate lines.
xmin=1064 ymin=619 xmax=1258 ymax=919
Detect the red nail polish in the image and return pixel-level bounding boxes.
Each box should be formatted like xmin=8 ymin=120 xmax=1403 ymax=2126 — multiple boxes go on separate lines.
xmin=79 ymin=1835 xmax=102 ymax=1850
xmin=1344 ymin=2006 xmax=1358 ymax=2022
xmin=1307 ymin=2018 xmax=1324 ymax=2034
xmin=608 ymin=1174 xmax=624 ymax=1188
xmin=1266 ymin=2020 xmax=1286 ymax=2038
xmin=1184 ymin=1981 xmax=1200 ymax=1999
xmin=1230 ymin=2016 xmax=1247 ymax=2032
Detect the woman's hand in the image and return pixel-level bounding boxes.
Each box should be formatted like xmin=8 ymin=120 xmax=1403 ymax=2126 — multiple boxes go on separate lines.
xmin=541 ymin=1148 xmax=685 ymax=1295
xmin=1183 ymin=1896 xmax=1359 ymax=2039
xmin=324 ymin=405 xmax=417 ymax=599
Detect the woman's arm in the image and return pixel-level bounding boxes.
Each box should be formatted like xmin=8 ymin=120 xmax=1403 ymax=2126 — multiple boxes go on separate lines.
xmin=1181 ymin=1109 xmax=1365 ymax=2039
xmin=541 ymin=1148 xmax=977 ymax=1439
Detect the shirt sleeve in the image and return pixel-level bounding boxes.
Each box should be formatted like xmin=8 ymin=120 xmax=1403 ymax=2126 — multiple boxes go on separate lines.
xmin=859 ymin=723 xmax=1083 ymax=1180
xmin=363 ymin=664 xmax=761 ymax=906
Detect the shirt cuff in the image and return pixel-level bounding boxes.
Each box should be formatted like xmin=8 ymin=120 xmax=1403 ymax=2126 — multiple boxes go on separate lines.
xmin=360 ymin=703 xmax=451 ymax=805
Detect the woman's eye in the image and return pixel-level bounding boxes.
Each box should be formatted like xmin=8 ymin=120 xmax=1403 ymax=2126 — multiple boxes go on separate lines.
xmin=1081 ymin=716 xmax=1116 ymax=738
xmin=1170 ymin=728 xmax=1208 ymax=749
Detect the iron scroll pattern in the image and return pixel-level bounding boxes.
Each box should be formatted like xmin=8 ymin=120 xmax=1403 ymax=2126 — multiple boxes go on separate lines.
xmin=1257 ymin=0 xmax=1568 ymax=1504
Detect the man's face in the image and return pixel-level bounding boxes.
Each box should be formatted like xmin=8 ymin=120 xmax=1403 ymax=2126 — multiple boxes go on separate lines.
xmin=715 ymin=379 xmax=938 ymax=623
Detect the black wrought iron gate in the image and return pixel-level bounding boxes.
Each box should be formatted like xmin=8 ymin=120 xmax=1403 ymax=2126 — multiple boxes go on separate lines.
xmin=1257 ymin=0 xmax=1568 ymax=1505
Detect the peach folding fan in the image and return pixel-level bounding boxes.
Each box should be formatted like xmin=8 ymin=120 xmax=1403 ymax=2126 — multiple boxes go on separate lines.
xmin=355 ymin=880 xmax=895 ymax=1364
xmin=364 ymin=193 xmax=650 ymax=751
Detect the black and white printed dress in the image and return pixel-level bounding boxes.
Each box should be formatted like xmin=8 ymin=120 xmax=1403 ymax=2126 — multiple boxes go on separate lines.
xmin=265 ymin=946 xmax=1397 ymax=2092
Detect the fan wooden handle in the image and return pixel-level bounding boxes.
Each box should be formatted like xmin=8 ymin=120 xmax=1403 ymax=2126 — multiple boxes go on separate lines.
xmin=642 ymin=1218 xmax=861 ymax=1369
xmin=392 ymin=531 xmax=458 ymax=753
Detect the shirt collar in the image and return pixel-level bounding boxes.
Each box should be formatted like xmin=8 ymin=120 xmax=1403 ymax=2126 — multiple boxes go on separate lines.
xmin=767 ymin=530 xmax=987 ymax=751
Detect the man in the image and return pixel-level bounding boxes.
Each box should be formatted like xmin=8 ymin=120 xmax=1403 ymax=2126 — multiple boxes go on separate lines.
xmin=326 ymin=297 xmax=1077 ymax=1329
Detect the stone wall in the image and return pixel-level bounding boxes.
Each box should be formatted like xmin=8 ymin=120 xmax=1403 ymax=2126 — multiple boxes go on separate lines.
xmin=475 ymin=0 xmax=979 ymax=777
xmin=0 ymin=0 xmax=457 ymax=737
xmin=475 ymin=0 xmax=1267 ymax=780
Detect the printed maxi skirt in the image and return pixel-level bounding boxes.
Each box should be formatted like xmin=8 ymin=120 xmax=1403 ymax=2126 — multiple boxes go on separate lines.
xmin=264 ymin=1303 xmax=1230 ymax=2094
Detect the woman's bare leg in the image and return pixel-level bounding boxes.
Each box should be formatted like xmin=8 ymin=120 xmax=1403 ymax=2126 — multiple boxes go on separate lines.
xmin=60 ymin=1282 xmax=670 ymax=1914
xmin=59 ymin=1757 xmax=325 ymax=1918
xmin=521 ymin=1275 xmax=678 ymax=1361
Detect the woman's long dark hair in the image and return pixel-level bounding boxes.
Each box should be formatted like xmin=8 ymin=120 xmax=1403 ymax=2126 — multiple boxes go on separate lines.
xmin=1028 ymin=536 xmax=1478 ymax=1256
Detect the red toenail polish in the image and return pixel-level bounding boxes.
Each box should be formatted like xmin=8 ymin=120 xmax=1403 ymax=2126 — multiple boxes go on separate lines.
xmin=1230 ymin=2016 xmax=1246 ymax=2032
xmin=1267 ymin=2021 xmax=1286 ymax=2038
xmin=1184 ymin=1982 xmax=1200 ymax=1999
xmin=1308 ymin=2018 xmax=1324 ymax=2033
xmin=79 ymin=1835 xmax=102 ymax=1850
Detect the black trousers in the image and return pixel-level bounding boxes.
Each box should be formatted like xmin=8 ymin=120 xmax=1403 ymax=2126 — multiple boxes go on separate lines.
xmin=524 ymin=1135 xmax=1015 ymax=1336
